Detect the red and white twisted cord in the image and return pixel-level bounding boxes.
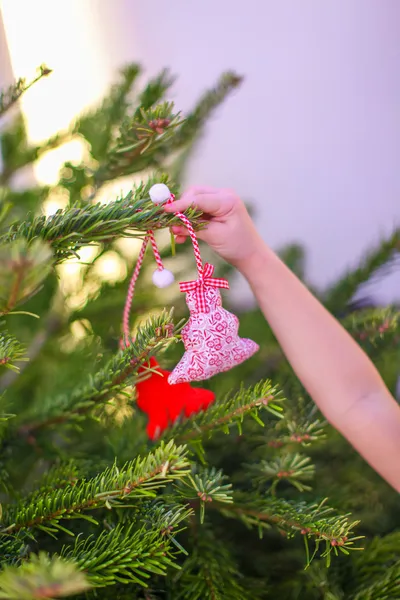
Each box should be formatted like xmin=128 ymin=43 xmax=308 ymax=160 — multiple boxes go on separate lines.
xmin=167 ymin=194 xmax=204 ymax=278
xmin=122 ymin=236 xmax=149 ymax=345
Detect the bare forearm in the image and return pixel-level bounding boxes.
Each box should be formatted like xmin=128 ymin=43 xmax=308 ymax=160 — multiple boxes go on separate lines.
xmin=238 ymin=242 xmax=400 ymax=491
xmin=238 ymin=242 xmax=385 ymax=426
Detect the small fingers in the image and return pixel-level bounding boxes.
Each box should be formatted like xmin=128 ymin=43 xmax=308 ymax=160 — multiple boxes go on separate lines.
xmin=165 ymin=193 xmax=221 ymax=216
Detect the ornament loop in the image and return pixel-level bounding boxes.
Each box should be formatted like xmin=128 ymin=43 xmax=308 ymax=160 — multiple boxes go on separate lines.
xmin=179 ymin=263 xmax=229 ymax=312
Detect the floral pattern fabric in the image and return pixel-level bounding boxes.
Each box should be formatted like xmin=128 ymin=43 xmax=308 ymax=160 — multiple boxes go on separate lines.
xmin=169 ymin=287 xmax=259 ymax=383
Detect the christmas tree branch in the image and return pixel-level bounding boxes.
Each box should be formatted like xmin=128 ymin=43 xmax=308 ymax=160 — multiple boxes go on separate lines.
xmin=0 ymin=312 xmax=63 ymax=391
xmin=0 ymin=332 xmax=27 ymax=373
xmin=1 ymin=441 xmax=190 ymax=535
xmin=249 ymin=453 xmax=315 ymax=493
xmin=167 ymin=71 xmax=243 ymax=150
xmin=0 ymin=553 xmax=90 ymax=600
xmin=1 ymin=175 xmax=203 ymax=264
xmin=0 ymin=125 xmax=75 ymax=186
xmin=0 ymin=238 xmax=53 ymax=316
xmin=77 ymin=64 xmax=142 ymax=162
xmin=343 ymin=307 xmax=400 ymax=356
xmin=172 ymin=380 xmax=285 ymax=443
xmin=173 ymin=526 xmax=256 ymax=600
xmin=0 ymin=64 xmax=52 ymax=118
xmin=324 ymin=229 xmax=400 ymax=312
xmin=63 ymin=502 xmax=191 ymax=588
xmin=18 ymin=311 xmax=177 ymax=435
xmin=218 ymin=496 xmax=362 ymax=566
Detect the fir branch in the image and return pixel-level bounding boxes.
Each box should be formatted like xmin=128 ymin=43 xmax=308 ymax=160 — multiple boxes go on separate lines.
xmin=0 ymin=312 xmax=63 ymax=392
xmin=0 ymin=535 xmax=29 ymax=568
xmin=0 ymin=239 xmax=53 ymax=316
xmin=343 ymin=307 xmax=400 ymax=354
xmin=168 ymin=71 xmax=243 ymax=150
xmin=172 ymin=526 xmax=256 ymax=600
xmin=63 ymin=502 xmax=191 ymax=588
xmin=217 ymin=496 xmax=362 ymax=566
xmin=172 ymin=380 xmax=284 ymax=443
xmin=23 ymin=461 xmax=80 ymax=502
xmin=18 ymin=311 xmax=177 ymax=434
xmin=135 ymin=69 xmax=175 ymax=113
xmin=324 ymin=230 xmax=400 ymax=312
xmin=177 ymin=467 xmax=233 ymax=523
xmin=351 ymin=566 xmax=400 ymax=600
xmin=168 ymin=71 xmax=243 ymax=184
xmin=96 ymin=104 xmax=184 ymax=183
xmin=350 ymin=532 xmax=400 ymax=599
xmin=0 ymin=65 xmax=52 ymax=118
xmin=1 ymin=441 xmax=190 ymax=535
xmin=0 ymin=552 xmax=90 ymax=599
xmin=249 ymin=453 xmax=315 ymax=493
xmin=0 ymin=332 xmax=27 ymax=372
xmin=77 ymin=64 xmax=141 ymax=161
xmin=1 ymin=175 xmax=203 ymax=263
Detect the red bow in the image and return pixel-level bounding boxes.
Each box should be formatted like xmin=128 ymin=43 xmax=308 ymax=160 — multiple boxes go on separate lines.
xmin=179 ymin=263 xmax=229 ymax=312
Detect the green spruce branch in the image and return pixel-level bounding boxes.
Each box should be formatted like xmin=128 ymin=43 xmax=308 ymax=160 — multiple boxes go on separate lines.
xmin=172 ymin=380 xmax=284 ymax=444
xmin=77 ymin=64 xmax=142 ymax=162
xmin=1 ymin=441 xmax=190 ymax=535
xmin=1 ymin=175 xmax=202 ymax=264
xmin=167 ymin=71 xmax=243 ymax=151
xmin=177 ymin=467 xmax=233 ymax=524
xmin=0 ymin=238 xmax=53 ymax=316
xmin=249 ymin=453 xmax=315 ymax=493
xmin=0 ymin=332 xmax=27 ymax=372
xmin=324 ymin=230 xmax=400 ymax=312
xmin=63 ymin=502 xmax=192 ymax=588
xmin=18 ymin=311 xmax=177 ymax=434
xmin=0 ymin=552 xmax=90 ymax=600
xmin=218 ymin=496 xmax=362 ymax=567
xmin=0 ymin=65 xmax=52 ymax=119
xmin=172 ymin=525 xmax=256 ymax=600
xmin=343 ymin=307 xmax=400 ymax=354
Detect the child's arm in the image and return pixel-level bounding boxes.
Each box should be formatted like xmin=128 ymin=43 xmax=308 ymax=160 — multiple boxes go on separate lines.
xmin=165 ymin=187 xmax=400 ymax=492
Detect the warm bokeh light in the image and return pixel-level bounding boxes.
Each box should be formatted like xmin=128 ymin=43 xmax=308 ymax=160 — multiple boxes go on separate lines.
xmin=0 ymin=0 xmax=112 ymax=184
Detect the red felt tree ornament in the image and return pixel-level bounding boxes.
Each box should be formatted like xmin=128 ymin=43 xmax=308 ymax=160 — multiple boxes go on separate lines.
xmin=135 ymin=357 xmax=214 ymax=440
xmin=121 ymin=185 xmax=215 ymax=439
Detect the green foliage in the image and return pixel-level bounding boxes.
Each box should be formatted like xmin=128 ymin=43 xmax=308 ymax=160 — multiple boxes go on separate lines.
xmin=1 ymin=176 xmax=202 ymax=264
xmin=0 ymin=60 xmax=398 ymax=600
xmin=0 ymin=552 xmax=90 ymax=599
xmin=0 ymin=332 xmax=27 ymax=372
xmin=324 ymin=232 xmax=400 ymax=312
xmin=2 ymin=441 xmax=190 ymax=536
xmin=171 ymin=526 xmax=257 ymax=600
xmin=63 ymin=502 xmax=192 ymax=588
xmin=0 ymin=239 xmax=53 ymax=316
xmin=0 ymin=65 xmax=51 ymax=119
xmin=17 ymin=310 xmax=177 ymax=431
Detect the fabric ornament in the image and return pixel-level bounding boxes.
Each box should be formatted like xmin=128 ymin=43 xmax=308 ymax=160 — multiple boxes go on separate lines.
xmin=121 ymin=198 xmax=215 ymax=439
xmin=136 ymin=357 xmax=214 ymax=440
xmin=152 ymin=187 xmax=259 ymax=384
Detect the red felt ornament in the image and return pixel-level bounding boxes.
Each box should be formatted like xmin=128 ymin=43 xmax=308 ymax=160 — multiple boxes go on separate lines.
xmin=136 ymin=357 xmax=214 ymax=440
xmin=121 ymin=193 xmax=215 ymax=439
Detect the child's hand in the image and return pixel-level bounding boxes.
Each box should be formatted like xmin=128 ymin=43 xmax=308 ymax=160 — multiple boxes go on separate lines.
xmin=164 ymin=186 xmax=263 ymax=269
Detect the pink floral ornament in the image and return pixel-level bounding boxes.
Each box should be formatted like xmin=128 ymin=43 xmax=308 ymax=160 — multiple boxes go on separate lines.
xmin=168 ymin=265 xmax=259 ymax=384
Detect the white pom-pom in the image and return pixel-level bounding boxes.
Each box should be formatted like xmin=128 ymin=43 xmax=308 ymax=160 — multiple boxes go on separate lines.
xmin=149 ymin=183 xmax=171 ymax=205
xmin=152 ymin=268 xmax=175 ymax=288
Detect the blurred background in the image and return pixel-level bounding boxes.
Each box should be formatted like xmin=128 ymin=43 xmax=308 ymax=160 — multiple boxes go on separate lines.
xmin=0 ymin=0 xmax=400 ymax=305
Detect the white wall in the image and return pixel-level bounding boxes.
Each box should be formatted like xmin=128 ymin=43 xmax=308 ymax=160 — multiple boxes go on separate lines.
xmin=2 ymin=0 xmax=400 ymax=303
xmin=105 ymin=0 xmax=400 ymax=303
